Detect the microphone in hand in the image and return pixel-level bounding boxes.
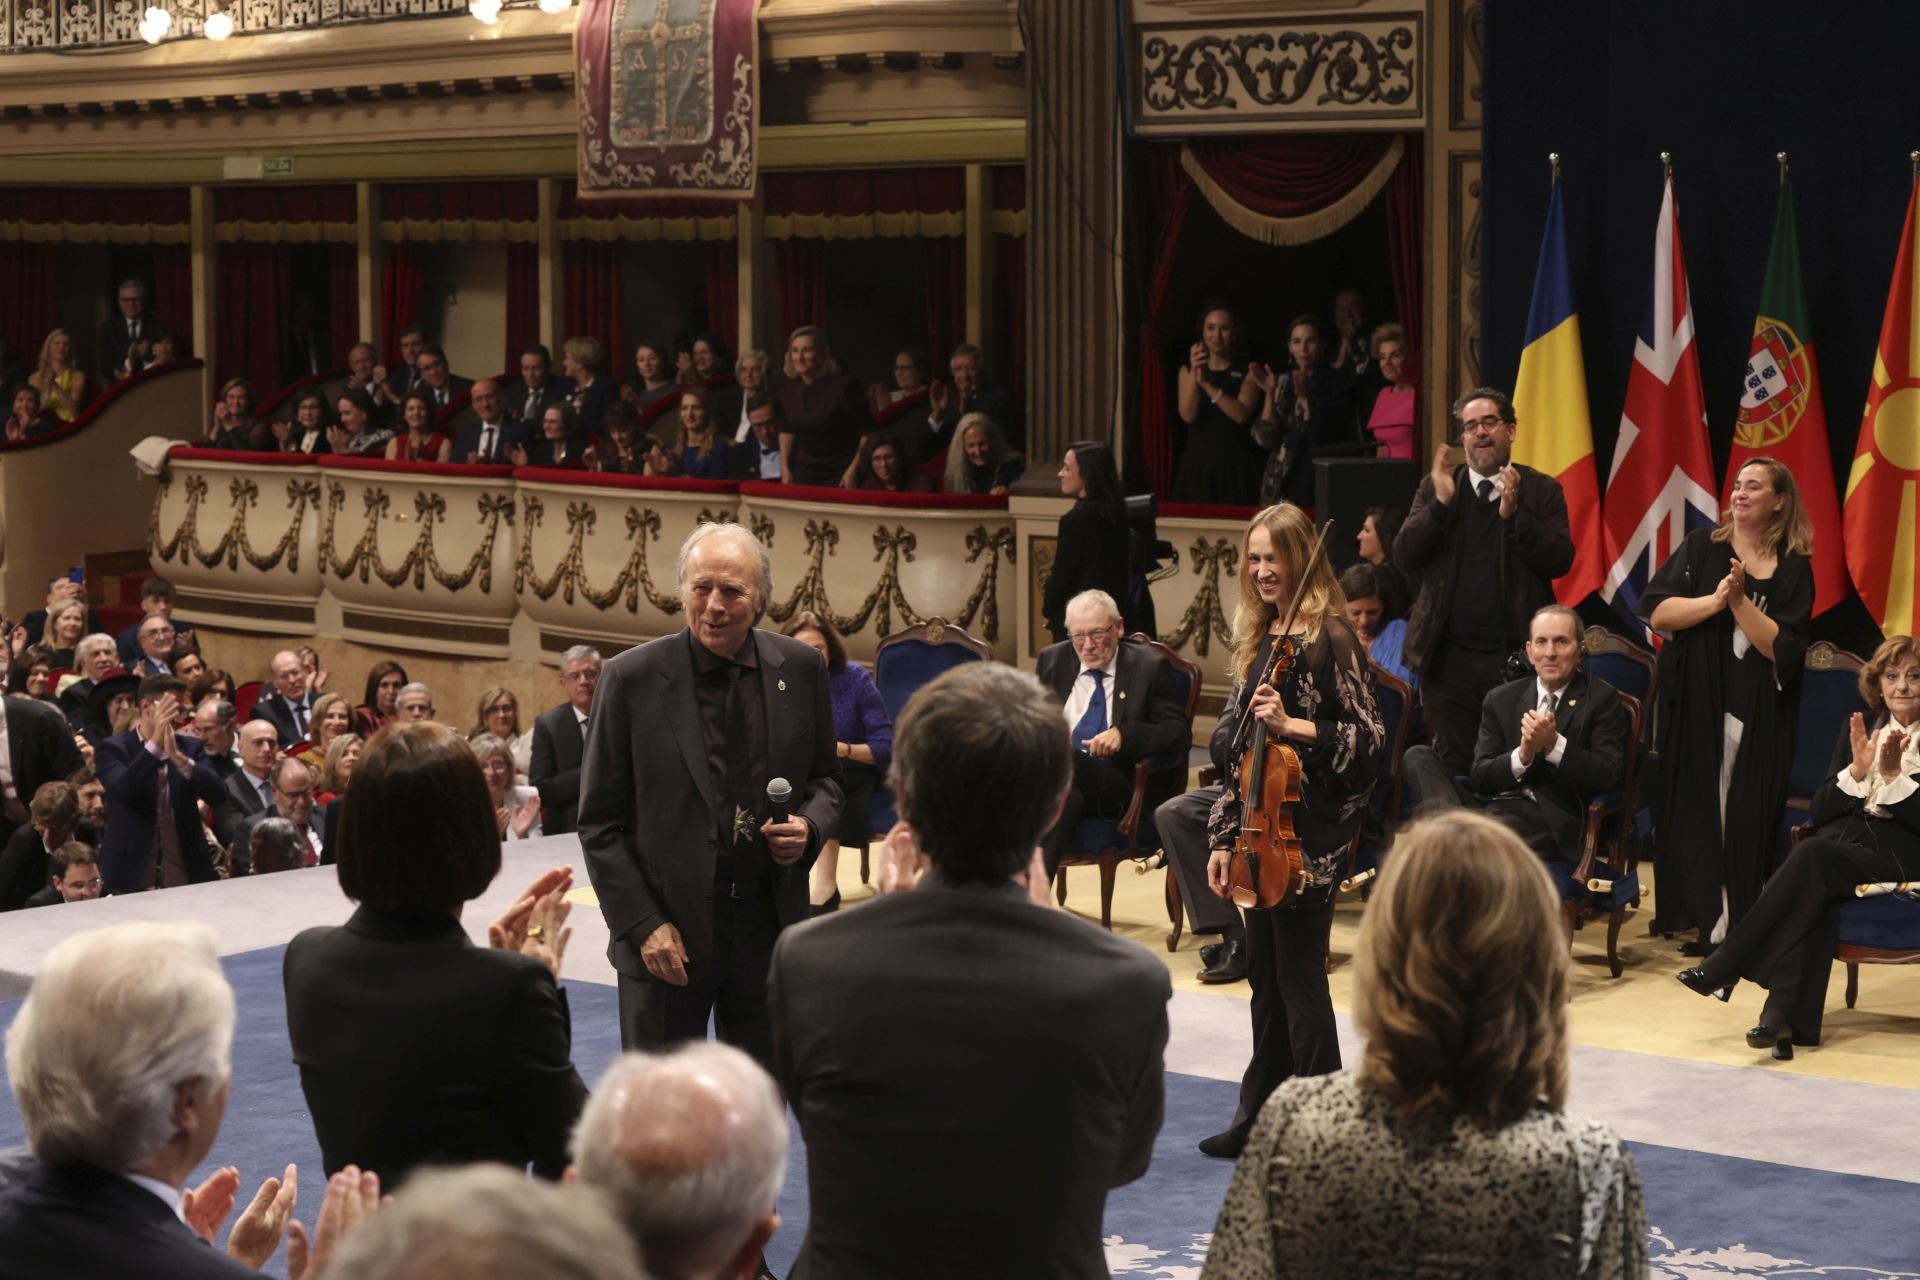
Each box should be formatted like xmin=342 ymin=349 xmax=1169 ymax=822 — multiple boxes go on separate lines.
xmin=767 ymin=777 xmax=792 ymax=825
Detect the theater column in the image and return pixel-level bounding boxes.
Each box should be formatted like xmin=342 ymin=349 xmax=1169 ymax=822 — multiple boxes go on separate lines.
xmin=1021 ymin=0 xmax=1122 ymax=482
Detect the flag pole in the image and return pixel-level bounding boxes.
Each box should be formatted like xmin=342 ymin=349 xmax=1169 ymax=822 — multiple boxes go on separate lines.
xmin=1661 ymin=151 xmax=1672 ymax=180
xmin=1549 ymin=151 xmax=1561 ymax=183
xmin=1776 ymin=151 xmax=1788 ymax=186
xmin=1910 ymin=149 xmax=1918 ymax=183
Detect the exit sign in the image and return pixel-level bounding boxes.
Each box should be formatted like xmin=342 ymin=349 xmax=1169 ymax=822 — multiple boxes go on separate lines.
xmin=262 ymin=157 xmax=295 ymax=177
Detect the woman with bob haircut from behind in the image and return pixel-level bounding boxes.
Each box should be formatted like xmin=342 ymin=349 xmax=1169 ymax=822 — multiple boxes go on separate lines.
xmin=1201 ymin=810 xmax=1648 ymax=1279
xmin=281 ymin=720 xmax=587 ymax=1188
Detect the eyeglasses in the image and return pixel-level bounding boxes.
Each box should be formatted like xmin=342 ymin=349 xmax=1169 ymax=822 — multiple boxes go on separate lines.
xmin=486 ymin=703 xmax=516 ymax=715
xmin=144 ymin=627 xmax=176 ymax=639
xmin=1461 ymin=415 xmax=1506 ymax=433
xmin=62 ymin=875 xmax=102 ymax=890
xmin=562 ymin=670 xmax=598 ymax=684
xmin=1068 ymin=623 xmax=1118 ymax=645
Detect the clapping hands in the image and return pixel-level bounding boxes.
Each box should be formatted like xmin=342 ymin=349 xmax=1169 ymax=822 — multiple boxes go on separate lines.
xmin=488 ymin=865 xmax=574 ymax=979
xmin=1517 ymin=708 xmax=1558 ymax=765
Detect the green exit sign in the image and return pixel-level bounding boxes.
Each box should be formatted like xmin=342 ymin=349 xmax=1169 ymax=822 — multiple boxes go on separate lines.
xmin=262 ymin=157 xmax=295 ymax=177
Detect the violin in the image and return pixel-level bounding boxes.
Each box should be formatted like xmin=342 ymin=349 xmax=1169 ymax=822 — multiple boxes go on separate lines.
xmin=1227 ymin=520 xmax=1335 ymax=910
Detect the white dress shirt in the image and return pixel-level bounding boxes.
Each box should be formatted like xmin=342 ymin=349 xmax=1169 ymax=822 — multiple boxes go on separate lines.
xmin=1509 ymin=678 xmax=1570 ymax=780
xmin=1061 ymin=654 xmax=1120 ymax=734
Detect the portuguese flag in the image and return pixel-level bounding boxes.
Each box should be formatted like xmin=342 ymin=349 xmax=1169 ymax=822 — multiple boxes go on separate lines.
xmin=1727 ymin=177 xmax=1844 ymax=617
xmin=1845 ymin=175 xmax=1920 ymax=636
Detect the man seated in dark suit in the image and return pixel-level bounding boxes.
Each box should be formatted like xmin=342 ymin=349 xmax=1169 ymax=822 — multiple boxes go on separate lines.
xmin=131 ymin=614 xmax=180 ymax=678
xmin=1154 ymin=694 xmax=1249 ymax=983
xmin=900 ymin=341 xmax=1023 ymax=459
xmin=513 ymin=343 xmax=576 ymax=427
xmin=569 ymin=1044 xmax=786 ymax=1280
xmin=252 ymin=649 xmax=315 ymax=745
xmin=235 ymin=758 xmax=325 ymax=871
xmin=726 ymin=395 xmax=784 ymax=481
xmin=414 ymin=343 xmax=473 ymax=413
xmin=1034 ymin=589 xmax=1191 ymax=876
xmin=1402 ymin=604 xmax=1628 ymax=861
xmin=115 ymin=575 xmax=186 ymax=665
xmin=531 ymin=644 xmax=599 ymax=836
xmin=95 ymin=677 xmax=228 ymax=893
xmin=454 ymin=378 xmax=526 ymax=465
xmin=380 ymin=326 xmax=427 ymax=407
xmin=0 ymin=921 xmax=301 ymax=1278
xmin=23 ymin=841 xmax=103 ymax=907
xmin=213 ymin=719 xmax=280 ymax=867
xmin=769 ymin=661 xmax=1169 ymax=1280
xmin=0 ymin=692 xmax=85 ymax=854
xmin=0 ymin=782 xmax=79 ymax=911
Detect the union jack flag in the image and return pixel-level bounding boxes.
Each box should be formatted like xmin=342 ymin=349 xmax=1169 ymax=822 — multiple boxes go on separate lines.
xmin=1601 ymin=172 xmax=1719 ymax=621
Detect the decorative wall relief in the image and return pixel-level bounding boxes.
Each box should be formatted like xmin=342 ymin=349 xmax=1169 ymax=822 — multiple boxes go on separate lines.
xmin=1159 ymin=536 xmax=1237 ymax=656
xmin=149 ymin=474 xmax=318 ymax=574
xmin=1449 ymin=150 xmax=1483 ymax=401
xmin=318 ymin=482 xmax=513 ymax=592
xmin=1133 ymin=12 xmax=1423 ymax=133
xmin=514 ymin=497 xmax=685 ymax=613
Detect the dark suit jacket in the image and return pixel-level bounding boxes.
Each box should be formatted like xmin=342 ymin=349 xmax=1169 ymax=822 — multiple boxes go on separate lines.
xmin=1466 ymin=671 xmax=1628 ymax=860
xmin=1392 ymin=463 xmax=1575 ymax=672
xmin=95 ymin=731 xmax=226 ymax=894
xmin=0 ymin=1161 xmax=257 ymax=1280
xmin=453 ymin=418 xmax=528 ymax=465
xmin=421 ymin=376 xmax=474 ymax=414
xmin=770 ymin=876 xmax=1170 ymax=1280
xmin=578 ymin=628 xmax=842 ymax=978
xmin=509 ymin=376 xmax=576 ymax=427
xmin=250 ymin=690 xmax=310 ymax=747
xmin=213 ymin=768 xmax=275 ymax=855
xmin=1036 ymin=637 xmax=1190 ymax=771
xmin=97 ymin=315 xmax=164 ymax=383
xmin=1040 ymin=503 xmax=1133 ymax=644
xmin=727 ymin=437 xmax=782 ymax=481
xmin=0 ymin=697 xmax=85 ymax=849
xmin=0 ymin=824 xmax=53 ymax=911
xmin=529 ymin=702 xmax=586 ymax=835
xmin=283 ymin=905 xmax=587 ymax=1187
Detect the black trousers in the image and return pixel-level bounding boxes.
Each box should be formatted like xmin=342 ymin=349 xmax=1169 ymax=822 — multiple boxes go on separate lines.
xmin=1041 ymin=751 xmax=1136 ymax=877
xmin=1230 ymin=899 xmax=1339 ymax=1137
xmin=616 ymin=882 xmax=780 ymax=1073
xmin=1418 ymin=644 xmax=1512 ymax=775
xmin=1402 ymin=744 xmax=1560 ymax=858
xmin=1703 ymin=827 xmax=1920 ymax=1042
xmin=833 ymin=759 xmax=882 ymax=848
xmin=1155 ymin=785 xmax=1242 ymax=936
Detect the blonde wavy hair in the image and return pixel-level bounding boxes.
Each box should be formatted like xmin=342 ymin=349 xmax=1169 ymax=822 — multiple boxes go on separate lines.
xmin=1712 ymin=454 xmax=1813 ymax=557
xmin=1228 ymin=502 xmax=1346 ymax=682
xmin=1354 ymin=810 xmax=1569 ymax=1131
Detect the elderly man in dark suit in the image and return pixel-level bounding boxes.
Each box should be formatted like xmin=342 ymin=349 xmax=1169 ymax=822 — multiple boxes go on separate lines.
xmin=213 ymin=719 xmax=280 ymax=862
xmin=769 ymin=662 xmax=1170 ymax=1280
xmin=530 ymin=645 xmax=600 ymax=837
xmin=579 ymin=522 xmax=841 ymax=1071
xmin=0 ymin=694 xmax=85 ymax=851
xmin=1403 ymin=604 xmax=1628 ymax=860
xmin=95 ymin=278 xmax=160 ymax=383
xmin=95 ymin=676 xmax=227 ymax=894
xmin=1034 ymin=588 xmax=1190 ymax=876
xmin=1393 ymin=387 xmax=1575 ymax=774
xmin=453 ymin=378 xmax=526 ymax=465
xmin=235 ymin=757 xmax=325 ymax=871
xmin=251 ymin=649 xmax=316 ymax=745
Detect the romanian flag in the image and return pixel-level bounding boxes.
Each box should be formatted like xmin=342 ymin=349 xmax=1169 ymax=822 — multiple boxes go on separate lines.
xmin=1725 ymin=178 xmax=1845 ymax=617
xmin=1845 ymin=175 xmax=1920 ymax=637
xmin=1512 ymin=175 xmax=1605 ymax=604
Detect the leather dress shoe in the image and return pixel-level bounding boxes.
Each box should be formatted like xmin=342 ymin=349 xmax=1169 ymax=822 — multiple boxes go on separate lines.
xmin=1747 ymin=1009 xmax=1801 ymax=1060
xmin=1675 ymin=967 xmax=1735 ymax=1001
xmin=1198 ymin=1128 xmax=1246 ymax=1159
xmin=1198 ymin=939 xmax=1247 ymax=985
xmin=1199 ymin=939 xmax=1224 ymax=968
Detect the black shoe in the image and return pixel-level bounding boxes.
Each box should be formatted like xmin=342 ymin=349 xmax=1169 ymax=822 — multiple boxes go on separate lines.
xmin=1199 ymin=940 xmax=1224 ymax=968
xmin=808 ymin=889 xmax=841 ymax=919
xmin=1747 ymin=1009 xmax=1796 ymax=1058
xmin=1198 ymin=1128 xmax=1246 ymax=1159
xmin=1198 ymin=939 xmax=1248 ymax=985
xmin=1676 ymin=967 xmax=1735 ymax=1002
xmin=1679 ymin=939 xmax=1717 ymax=958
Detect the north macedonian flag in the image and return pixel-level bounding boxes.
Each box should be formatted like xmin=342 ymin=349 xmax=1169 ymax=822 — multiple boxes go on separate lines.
xmin=1725 ymin=178 xmax=1844 ymax=617
xmin=1845 ymin=175 xmax=1920 ymax=636
xmin=1512 ymin=174 xmax=1604 ymax=604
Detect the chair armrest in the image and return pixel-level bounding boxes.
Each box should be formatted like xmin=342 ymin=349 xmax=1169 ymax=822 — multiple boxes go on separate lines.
xmin=1572 ymin=793 xmax=1621 ymax=885
xmin=1112 ymin=760 xmax=1153 ymax=852
xmin=1791 ymin=820 xmax=1814 ymax=848
xmin=1199 ymin=765 xmax=1221 ymax=788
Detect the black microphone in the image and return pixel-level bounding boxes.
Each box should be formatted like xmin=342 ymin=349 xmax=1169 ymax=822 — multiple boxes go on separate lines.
xmin=766 ymin=777 xmax=792 ymax=825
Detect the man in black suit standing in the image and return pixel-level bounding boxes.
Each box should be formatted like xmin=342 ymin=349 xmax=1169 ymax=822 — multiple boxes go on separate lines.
xmin=1394 ymin=387 xmax=1575 ymax=774
xmin=93 ymin=676 xmax=229 ymax=894
xmin=454 ymin=378 xmax=526 ymax=465
xmin=769 ymin=662 xmax=1169 ymax=1280
xmin=513 ymin=343 xmax=576 ymax=427
xmin=0 ymin=921 xmax=298 ymax=1279
xmin=530 ymin=645 xmax=600 ymax=836
xmin=96 ymin=278 xmax=160 ymax=384
xmin=579 ymin=522 xmax=841 ymax=1071
xmin=1403 ymin=604 xmax=1628 ymax=860
xmin=1034 ymin=589 xmax=1190 ymax=876
xmin=379 ymin=326 xmax=427 ymax=407
xmin=0 ymin=695 xmax=85 ymax=853
xmin=252 ymin=649 xmax=315 ymax=745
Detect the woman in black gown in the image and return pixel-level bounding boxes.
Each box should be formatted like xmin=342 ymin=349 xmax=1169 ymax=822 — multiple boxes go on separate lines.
xmin=1200 ymin=502 xmax=1384 ymax=1159
xmin=1251 ymin=314 xmax=1356 ymax=507
xmin=1041 ymin=440 xmax=1132 ymax=643
xmin=1170 ymin=303 xmax=1263 ymax=505
xmin=1679 ymin=635 xmax=1920 ymax=1057
xmin=1640 ymin=455 xmax=1812 ymax=952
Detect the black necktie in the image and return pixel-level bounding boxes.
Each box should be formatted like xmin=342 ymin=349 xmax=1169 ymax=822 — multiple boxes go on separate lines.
xmin=1477 ymin=478 xmax=1494 ymax=502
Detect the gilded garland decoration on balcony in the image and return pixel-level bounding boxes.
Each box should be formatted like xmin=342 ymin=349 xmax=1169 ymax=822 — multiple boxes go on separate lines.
xmin=148 ymin=475 xmax=319 ymax=573
xmin=575 ymin=0 xmax=758 ymax=200
xmin=317 ymin=484 xmax=513 ymax=592
xmin=1160 ymin=537 xmax=1238 ymax=656
xmin=514 ymin=497 xmax=687 ymax=613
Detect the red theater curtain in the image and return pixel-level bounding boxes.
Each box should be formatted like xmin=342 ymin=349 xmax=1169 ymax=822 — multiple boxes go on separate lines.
xmin=505 ymin=243 xmax=541 ymax=372
xmin=381 ymin=242 xmax=425 ymax=367
xmin=151 ymin=246 xmax=193 ymax=348
xmin=705 ymin=240 xmax=738 ymax=356
xmin=923 ymin=236 xmax=966 ymax=373
xmin=775 ymin=239 xmax=827 ymax=342
xmin=0 ymin=245 xmax=58 ymax=371
xmin=1382 ymin=141 xmax=1424 ymax=388
xmin=762 ymin=168 xmax=965 ymax=236
xmin=329 ymin=244 xmax=360 ymax=365
xmin=563 ymin=240 xmax=625 ymax=379
xmin=215 ymin=242 xmax=289 ymax=397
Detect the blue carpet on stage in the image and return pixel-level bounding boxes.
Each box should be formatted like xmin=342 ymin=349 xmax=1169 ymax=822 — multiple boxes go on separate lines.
xmin=1 ymin=945 xmax=1917 ymax=1278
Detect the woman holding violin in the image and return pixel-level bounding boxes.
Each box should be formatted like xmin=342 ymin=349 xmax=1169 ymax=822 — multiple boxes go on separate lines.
xmin=1201 ymin=502 xmax=1384 ymax=1160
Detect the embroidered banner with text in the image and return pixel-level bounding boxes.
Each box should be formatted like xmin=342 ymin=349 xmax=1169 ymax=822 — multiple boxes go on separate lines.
xmin=575 ymin=0 xmax=757 ymax=202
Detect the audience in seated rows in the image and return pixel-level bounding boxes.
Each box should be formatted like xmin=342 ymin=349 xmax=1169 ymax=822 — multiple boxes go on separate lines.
xmin=236 ymin=756 xmax=325 ymax=871
xmin=277 ymin=390 xmax=334 ymax=455
xmin=512 ymin=401 xmax=589 ymax=468
xmin=28 ymin=330 xmax=86 ymax=425
xmin=590 ymin=401 xmax=648 ymax=475
xmin=458 ymin=377 xmax=524 ymax=465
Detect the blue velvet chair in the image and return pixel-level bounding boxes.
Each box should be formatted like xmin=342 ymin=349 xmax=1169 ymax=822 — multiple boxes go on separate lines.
xmin=1055 ymin=634 xmax=1199 ymax=931
xmin=1782 ymin=641 xmax=1870 ymax=850
xmin=1577 ymin=625 xmax=1657 ymax=874
xmin=860 ymin=617 xmax=991 ymax=882
xmin=1556 ymin=690 xmax=1642 ymax=978
xmin=1784 ymin=821 xmax=1920 ymax=1015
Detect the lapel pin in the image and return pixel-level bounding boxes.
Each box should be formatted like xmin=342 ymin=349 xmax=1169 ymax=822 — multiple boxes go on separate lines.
xmin=777 ymin=678 xmax=787 ymax=692
xmin=1117 ymin=691 xmax=1127 ymax=700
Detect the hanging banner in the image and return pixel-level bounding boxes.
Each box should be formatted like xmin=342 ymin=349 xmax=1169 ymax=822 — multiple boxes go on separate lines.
xmin=575 ymin=0 xmax=758 ymax=202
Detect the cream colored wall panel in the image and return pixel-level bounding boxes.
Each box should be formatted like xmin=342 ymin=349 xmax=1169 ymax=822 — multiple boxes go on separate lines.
xmin=149 ymin=455 xmax=324 ymax=636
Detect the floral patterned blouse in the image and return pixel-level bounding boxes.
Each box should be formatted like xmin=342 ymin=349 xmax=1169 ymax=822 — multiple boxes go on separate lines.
xmin=1207 ymin=616 xmax=1384 ymax=894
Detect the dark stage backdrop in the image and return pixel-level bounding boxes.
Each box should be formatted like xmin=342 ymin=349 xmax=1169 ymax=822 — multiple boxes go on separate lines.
xmin=1483 ymin=0 xmax=1920 ymax=645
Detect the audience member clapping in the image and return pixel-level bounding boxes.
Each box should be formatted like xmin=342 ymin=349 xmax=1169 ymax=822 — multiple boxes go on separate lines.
xmin=343 ymin=341 xmax=382 ymax=403
xmin=278 ymin=390 xmax=334 ymax=455
xmin=869 ymin=344 xmax=928 ymax=417
xmin=474 ymin=732 xmax=542 ymax=841
xmin=385 ymin=389 xmax=452 ymax=463
xmin=1199 ymin=810 xmax=1646 ymax=1278
xmin=780 ymin=611 xmax=891 ymax=915
xmin=859 ymin=436 xmax=932 ymax=493
xmin=1250 ymin=313 xmax=1355 ymax=506
xmin=925 ymin=342 xmax=1019 ymax=453
xmin=255 ymin=649 xmax=319 ymax=745
xmin=355 ymin=659 xmax=407 ymax=735
xmin=5 ymin=384 xmax=52 ymax=441
xmin=942 ymin=412 xmax=1022 ymax=495
xmin=563 ymin=335 xmax=616 ymax=436
xmin=283 ymin=721 xmax=586 ymax=1186
xmin=674 ymin=387 xmax=728 ymax=479
xmin=133 ymin=614 xmax=181 ymax=677
xmin=460 ymin=377 xmax=522 ymax=464
xmin=23 ymin=840 xmax=101 ymax=907
xmin=591 ymin=402 xmax=648 ymax=475
xmin=209 ymin=377 xmax=270 ymax=451
xmin=513 ymin=401 xmax=589 ymax=468
xmin=515 ymin=342 xmax=576 ymax=426
xmin=380 ymin=327 xmax=427 ymax=405
xmin=28 ymin=329 xmax=86 ymax=424
xmin=471 ymin=685 xmax=532 ymax=777
xmin=99 ymin=279 xmax=159 ymax=383
xmin=569 ymin=1043 xmax=787 ymax=1280
xmin=328 ymin=389 xmax=393 ymax=457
